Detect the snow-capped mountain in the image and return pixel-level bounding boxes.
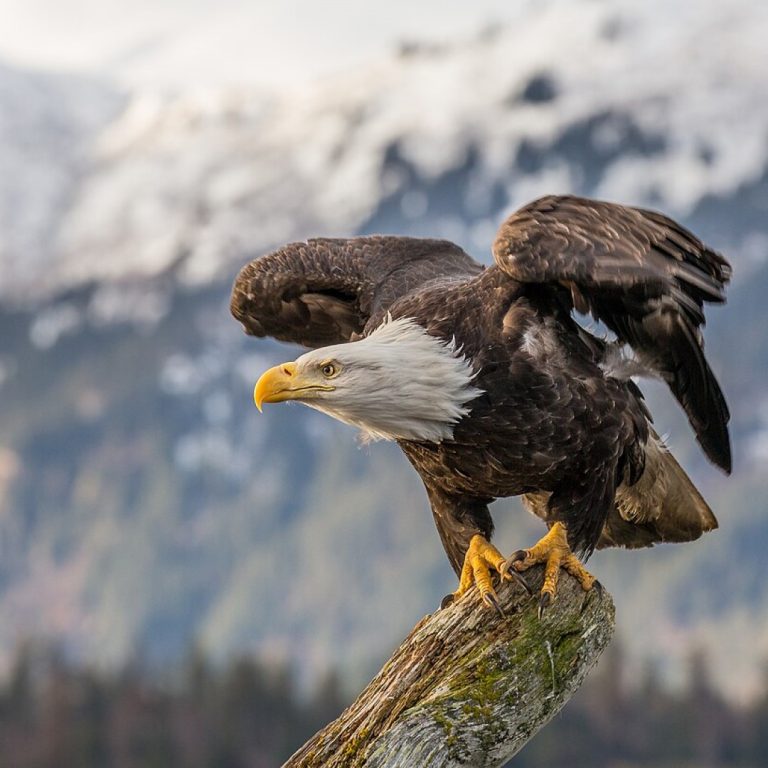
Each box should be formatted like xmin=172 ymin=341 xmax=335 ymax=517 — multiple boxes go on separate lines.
xmin=1 ymin=0 xmax=767 ymax=697
xmin=4 ymin=0 xmax=768 ymax=303
xmin=0 ymin=60 xmax=123 ymax=299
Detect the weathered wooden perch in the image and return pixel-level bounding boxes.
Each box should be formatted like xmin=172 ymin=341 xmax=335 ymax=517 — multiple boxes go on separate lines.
xmin=284 ymin=566 xmax=615 ymax=767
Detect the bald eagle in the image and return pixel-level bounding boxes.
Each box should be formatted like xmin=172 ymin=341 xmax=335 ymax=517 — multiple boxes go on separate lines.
xmin=231 ymin=195 xmax=730 ymax=614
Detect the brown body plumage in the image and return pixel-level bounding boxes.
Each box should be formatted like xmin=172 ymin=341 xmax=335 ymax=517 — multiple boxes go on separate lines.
xmin=231 ymin=195 xmax=730 ymax=578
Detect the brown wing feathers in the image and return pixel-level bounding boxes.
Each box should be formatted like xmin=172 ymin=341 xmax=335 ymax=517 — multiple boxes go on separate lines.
xmin=230 ymin=236 xmax=482 ymax=349
xmin=493 ymin=195 xmax=732 ymax=473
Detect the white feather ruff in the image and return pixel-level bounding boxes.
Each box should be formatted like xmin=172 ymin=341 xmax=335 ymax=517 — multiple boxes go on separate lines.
xmin=295 ymin=316 xmax=482 ymax=442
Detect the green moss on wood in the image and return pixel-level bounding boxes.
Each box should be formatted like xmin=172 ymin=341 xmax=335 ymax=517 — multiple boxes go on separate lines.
xmin=416 ymin=593 xmax=607 ymax=764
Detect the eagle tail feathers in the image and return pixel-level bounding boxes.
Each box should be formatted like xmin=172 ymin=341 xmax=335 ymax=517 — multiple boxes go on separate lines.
xmin=650 ymin=447 xmax=719 ymax=542
xmin=598 ymin=443 xmax=718 ymax=550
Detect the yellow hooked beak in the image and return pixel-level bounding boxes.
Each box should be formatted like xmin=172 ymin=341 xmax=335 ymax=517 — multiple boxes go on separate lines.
xmin=253 ymin=362 xmax=334 ymax=412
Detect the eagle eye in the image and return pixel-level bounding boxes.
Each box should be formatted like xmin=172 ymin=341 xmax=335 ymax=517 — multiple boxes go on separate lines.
xmin=321 ymin=362 xmax=338 ymax=378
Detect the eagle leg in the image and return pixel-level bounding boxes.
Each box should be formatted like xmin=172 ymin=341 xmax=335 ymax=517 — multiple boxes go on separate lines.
xmin=504 ymin=523 xmax=599 ymax=618
xmin=440 ymin=534 xmax=530 ymax=616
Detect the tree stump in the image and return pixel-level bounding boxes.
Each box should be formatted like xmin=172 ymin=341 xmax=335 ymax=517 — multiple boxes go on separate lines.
xmin=284 ymin=565 xmax=615 ymax=767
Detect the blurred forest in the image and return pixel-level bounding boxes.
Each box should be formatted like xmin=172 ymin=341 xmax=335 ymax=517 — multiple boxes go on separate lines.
xmin=2 ymin=641 xmax=767 ymax=768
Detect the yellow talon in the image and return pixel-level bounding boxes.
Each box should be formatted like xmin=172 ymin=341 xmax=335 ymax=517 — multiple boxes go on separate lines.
xmin=506 ymin=522 xmax=598 ymax=618
xmin=441 ymin=535 xmax=529 ymax=615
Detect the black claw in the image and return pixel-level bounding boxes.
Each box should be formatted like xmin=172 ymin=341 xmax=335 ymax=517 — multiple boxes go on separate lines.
xmin=537 ymin=592 xmax=552 ymax=620
xmin=440 ymin=593 xmax=456 ymax=610
xmin=513 ymin=570 xmax=533 ymax=595
xmin=503 ymin=567 xmax=533 ymax=595
xmin=501 ymin=550 xmax=529 ymax=580
xmin=592 ymin=580 xmax=604 ymax=597
xmin=482 ymin=592 xmax=506 ymax=618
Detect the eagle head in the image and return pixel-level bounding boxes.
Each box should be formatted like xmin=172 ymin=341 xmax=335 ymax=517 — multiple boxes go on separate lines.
xmin=253 ymin=317 xmax=482 ymax=443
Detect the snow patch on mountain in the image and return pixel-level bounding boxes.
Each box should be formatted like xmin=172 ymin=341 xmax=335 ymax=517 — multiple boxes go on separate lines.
xmin=1 ymin=0 xmax=767 ymax=306
xmin=0 ymin=60 xmax=124 ymax=299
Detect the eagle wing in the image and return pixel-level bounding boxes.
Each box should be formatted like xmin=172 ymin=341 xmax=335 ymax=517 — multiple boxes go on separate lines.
xmin=493 ymin=194 xmax=732 ymax=472
xmin=231 ymin=236 xmax=483 ymax=348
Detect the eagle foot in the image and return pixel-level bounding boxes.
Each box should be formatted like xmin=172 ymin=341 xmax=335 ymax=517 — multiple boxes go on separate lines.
xmin=441 ymin=534 xmax=530 ymax=617
xmin=503 ymin=522 xmax=598 ymax=619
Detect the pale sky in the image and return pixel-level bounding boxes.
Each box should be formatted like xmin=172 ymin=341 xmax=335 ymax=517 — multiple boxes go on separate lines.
xmin=0 ymin=0 xmax=535 ymax=90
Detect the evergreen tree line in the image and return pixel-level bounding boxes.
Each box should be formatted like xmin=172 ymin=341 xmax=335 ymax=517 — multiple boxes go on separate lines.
xmin=1 ymin=641 xmax=767 ymax=768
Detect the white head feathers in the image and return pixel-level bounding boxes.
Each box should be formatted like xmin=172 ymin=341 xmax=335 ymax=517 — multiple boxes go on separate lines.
xmin=294 ymin=316 xmax=482 ymax=442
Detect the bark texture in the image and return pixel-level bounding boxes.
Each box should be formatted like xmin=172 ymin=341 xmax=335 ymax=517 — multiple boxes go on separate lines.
xmin=284 ymin=566 xmax=615 ymax=767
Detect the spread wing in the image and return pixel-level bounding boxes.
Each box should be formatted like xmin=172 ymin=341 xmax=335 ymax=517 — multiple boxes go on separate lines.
xmin=493 ymin=195 xmax=732 ymax=472
xmin=231 ymin=236 xmax=482 ymax=348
